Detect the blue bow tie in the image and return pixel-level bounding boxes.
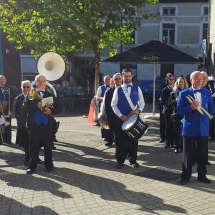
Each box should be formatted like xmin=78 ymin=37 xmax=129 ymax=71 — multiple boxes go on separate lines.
xmin=194 ymin=89 xmax=202 ymax=94
xmin=127 ymin=85 xmax=132 ymax=88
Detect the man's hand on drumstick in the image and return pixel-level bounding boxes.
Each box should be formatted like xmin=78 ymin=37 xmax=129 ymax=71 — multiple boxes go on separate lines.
xmin=131 ymin=109 xmax=140 ymax=115
xmin=120 ymin=115 xmax=128 ymax=122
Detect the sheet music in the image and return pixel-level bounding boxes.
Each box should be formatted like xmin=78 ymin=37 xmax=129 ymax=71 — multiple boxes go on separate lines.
xmin=41 ymin=97 xmax=53 ymax=107
xmin=0 ymin=117 xmax=5 ymax=125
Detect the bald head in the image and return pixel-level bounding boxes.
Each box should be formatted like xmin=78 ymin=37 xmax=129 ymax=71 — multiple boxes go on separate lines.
xmin=35 ymin=75 xmax=46 ymax=90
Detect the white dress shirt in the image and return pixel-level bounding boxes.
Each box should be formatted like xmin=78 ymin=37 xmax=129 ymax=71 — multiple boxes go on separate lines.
xmin=193 ymin=88 xmax=202 ymax=106
xmin=111 ymin=83 xmax=145 ymax=118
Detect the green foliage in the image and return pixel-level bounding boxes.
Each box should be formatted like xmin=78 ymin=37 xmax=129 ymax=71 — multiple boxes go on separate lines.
xmin=0 ymin=0 xmax=158 ymax=57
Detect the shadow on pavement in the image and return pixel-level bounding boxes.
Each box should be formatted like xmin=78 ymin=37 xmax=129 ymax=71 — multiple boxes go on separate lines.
xmin=39 ymin=166 xmax=187 ymax=214
xmin=0 ymin=169 xmax=71 ymax=199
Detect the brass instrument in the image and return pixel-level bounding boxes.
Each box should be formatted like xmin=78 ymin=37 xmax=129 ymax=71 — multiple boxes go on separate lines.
xmin=4 ymin=87 xmax=12 ymax=116
xmin=0 ymin=102 xmax=10 ymax=144
xmin=28 ymin=89 xmax=54 ymax=112
xmin=186 ymin=95 xmax=214 ymax=120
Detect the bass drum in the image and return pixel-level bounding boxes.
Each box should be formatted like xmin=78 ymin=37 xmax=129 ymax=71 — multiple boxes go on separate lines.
xmin=122 ymin=114 xmax=148 ymax=140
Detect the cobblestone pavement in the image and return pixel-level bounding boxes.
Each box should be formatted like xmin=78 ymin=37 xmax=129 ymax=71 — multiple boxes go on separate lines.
xmin=0 ymin=104 xmax=215 ymax=215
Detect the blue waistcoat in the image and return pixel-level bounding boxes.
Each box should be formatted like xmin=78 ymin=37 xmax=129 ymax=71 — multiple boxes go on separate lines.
xmin=33 ymin=92 xmax=48 ymax=125
xmin=101 ymin=85 xmax=109 ymax=97
xmin=117 ymin=85 xmax=139 ymax=116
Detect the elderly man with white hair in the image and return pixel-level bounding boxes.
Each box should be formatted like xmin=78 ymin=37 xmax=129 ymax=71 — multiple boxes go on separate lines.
xmin=22 ymin=75 xmax=63 ymax=174
xmin=177 ymin=71 xmax=215 ymax=185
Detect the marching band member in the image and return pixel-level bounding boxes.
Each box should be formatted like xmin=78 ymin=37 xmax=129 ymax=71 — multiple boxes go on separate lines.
xmin=207 ymin=70 xmax=215 ymax=140
xmin=23 ymin=75 xmax=62 ymax=174
xmin=169 ymin=77 xmax=188 ymax=153
xmin=161 ymin=75 xmax=175 ymax=148
xmin=111 ymin=69 xmax=145 ymax=169
xmin=101 ymin=73 xmax=122 ymax=147
xmin=96 ymin=75 xmax=114 ymax=142
xmin=177 ymin=71 xmax=215 ymax=185
xmin=0 ymin=75 xmax=14 ymax=144
xmin=13 ymin=80 xmax=31 ymax=165
xmin=200 ymin=71 xmax=211 ymax=165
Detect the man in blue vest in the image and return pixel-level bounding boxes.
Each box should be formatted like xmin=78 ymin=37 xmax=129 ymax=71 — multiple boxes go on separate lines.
xmin=111 ymin=69 xmax=145 ymax=169
xmin=177 ymin=71 xmax=215 ymax=185
xmin=22 ymin=75 xmax=62 ymax=174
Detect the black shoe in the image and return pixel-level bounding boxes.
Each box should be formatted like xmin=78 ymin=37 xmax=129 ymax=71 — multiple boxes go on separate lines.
xmin=26 ymin=169 xmax=35 ymax=174
xmin=159 ymin=138 xmax=165 ymax=143
xmin=6 ymin=141 xmax=12 ymax=144
xmin=205 ymin=161 xmax=211 ymax=165
xmin=102 ymin=138 xmax=107 ymax=142
xmin=47 ymin=168 xmax=54 ymax=172
xmin=180 ymin=179 xmax=188 ymax=185
xmin=198 ymin=177 xmax=211 ymax=184
xmin=165 ymin=144 xmax=170 ymax=148
xmin=105 ymin=142 xmax=113 ymax=146
xmin=116 ymin=162 xmax=123 ymax=169
xmin=130 ymin=162 xmax=140 ymax=168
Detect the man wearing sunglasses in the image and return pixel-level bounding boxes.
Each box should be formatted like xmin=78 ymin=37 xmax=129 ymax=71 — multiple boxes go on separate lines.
xmin=13 ymin=80 xmax=31 ymax=165
xmin=0 ymin=75 xmax=15 ymax=145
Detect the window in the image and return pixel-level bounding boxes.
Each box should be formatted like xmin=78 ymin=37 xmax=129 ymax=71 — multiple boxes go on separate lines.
xmin=203 ymin=7 xmax=208 ymax=15
xmin=163 ymin=7 xmax=175 ymax=16
xmin=202 ymin=23 xmax=208 ymax=41
xmin=162 ymin=24 xmax=175 ymax=45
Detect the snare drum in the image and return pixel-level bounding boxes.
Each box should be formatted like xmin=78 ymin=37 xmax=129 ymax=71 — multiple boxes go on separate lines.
xmin=122 ymin=114 xmax=148 ymax=140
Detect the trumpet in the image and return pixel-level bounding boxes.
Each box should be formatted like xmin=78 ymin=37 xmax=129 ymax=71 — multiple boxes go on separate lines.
xmin=0 ymin=102 xmax=10 ymax=144
xmin=186 ymin=95 xmax=214 ymax=120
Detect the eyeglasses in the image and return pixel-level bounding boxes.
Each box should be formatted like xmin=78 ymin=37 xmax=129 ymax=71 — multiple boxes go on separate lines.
xmin=114 ymin=78 xmax=122 ymax=80
xmin=23 ymin=86 xmax=30 ymax=88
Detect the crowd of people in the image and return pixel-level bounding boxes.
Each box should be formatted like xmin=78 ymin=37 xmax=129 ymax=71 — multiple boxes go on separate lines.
xmin=158 ymin=71 xmax=215 ymax=185
xmin=1 ymin=69 xmax=215 ymax=186
xmin=96 ymin=69 xmax=215 ymax=185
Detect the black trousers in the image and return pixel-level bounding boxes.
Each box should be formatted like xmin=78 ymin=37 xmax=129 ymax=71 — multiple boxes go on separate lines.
xmin=16 ymin=129 xmax=30 ymax=163
xmin=174 ymin=116 xmax=183 ymax=151
xmin=115 ymin=117 xmax=138 ymax=164
xmin=164 ymin=114 xmax=174 ymax=145
xmin=4 ymin=116 xmax=11 ymax=143
xmin=101 ymin=128 xmax=114 ymax=143
xmin=181 ymin=136 xmax=208 ymax=181
xmin=28 ymin=123 xmax=53 ymax=171
xmin=159 ymin=108 xmax=166 ymax=140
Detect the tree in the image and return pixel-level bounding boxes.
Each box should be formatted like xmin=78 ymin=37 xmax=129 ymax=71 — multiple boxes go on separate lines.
xmin=0 ymin=0 xmax=158 ymax=91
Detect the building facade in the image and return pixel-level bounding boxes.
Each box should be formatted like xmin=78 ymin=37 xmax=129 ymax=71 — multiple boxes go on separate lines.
xmin=208 ymin=0 xmax=215 ymax=73
xmin=5 ymin=0 xmax=209 ymax=83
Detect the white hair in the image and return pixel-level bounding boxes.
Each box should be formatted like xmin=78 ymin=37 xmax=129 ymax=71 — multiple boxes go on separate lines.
xmin=113 ymin=73 xmax=121 ymax=79
xmin=190 ymin=71 xmax=201 ymax=79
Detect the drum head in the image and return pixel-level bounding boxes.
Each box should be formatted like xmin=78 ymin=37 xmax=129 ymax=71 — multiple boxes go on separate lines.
xmin=122 ymin=114 xmax=138 ymax=131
